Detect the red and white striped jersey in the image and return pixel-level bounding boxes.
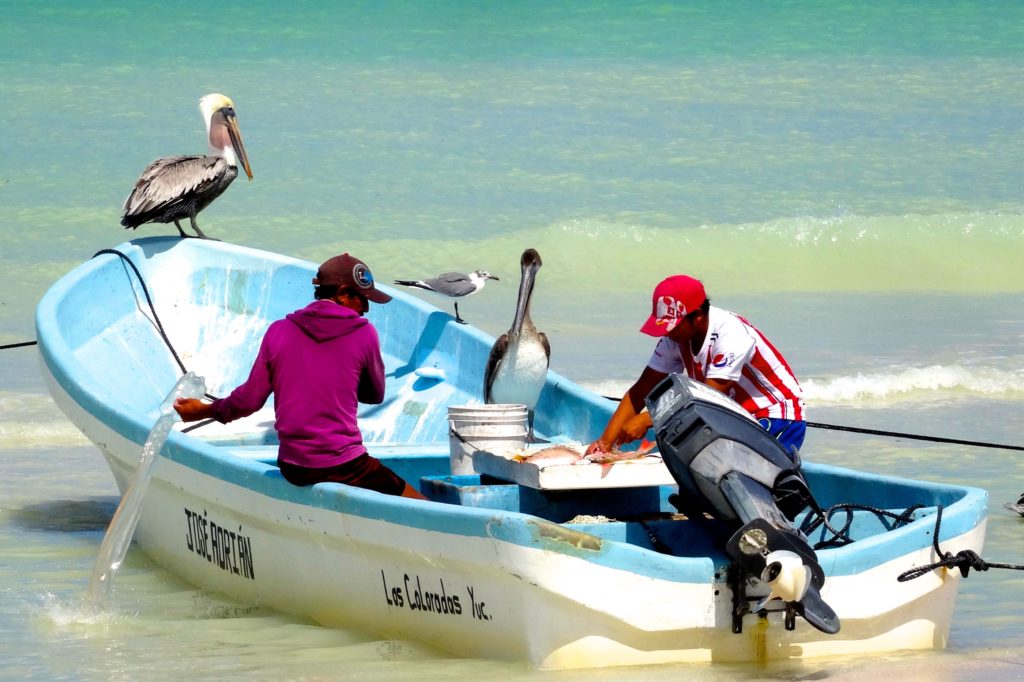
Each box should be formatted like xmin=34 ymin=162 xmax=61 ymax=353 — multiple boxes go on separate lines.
xmin=647 ymin=306 xmax=805 ymax=421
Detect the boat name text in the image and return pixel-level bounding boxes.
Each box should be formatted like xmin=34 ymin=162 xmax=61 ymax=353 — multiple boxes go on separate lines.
xmin=184 ymin=507 xmax=255 ymax=580
xmin=380 ymin=570 xmax=491 ymax=621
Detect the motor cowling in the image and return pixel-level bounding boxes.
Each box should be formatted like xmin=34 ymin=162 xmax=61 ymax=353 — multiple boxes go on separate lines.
xmin=645 ymin=373 xmax=839 ymax=635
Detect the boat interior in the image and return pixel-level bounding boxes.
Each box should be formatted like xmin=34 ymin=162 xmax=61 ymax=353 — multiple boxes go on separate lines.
xmin=46 ymin=239 xmax=961 ymax=565
xmin=202 ymin=425 xmax=945 ymax=562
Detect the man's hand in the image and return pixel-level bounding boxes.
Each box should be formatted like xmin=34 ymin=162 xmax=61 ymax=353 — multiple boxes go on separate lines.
xmin=619 ymin=412 xmax=653 ymax=444
xmin=586 ymin=411 xmax=653 ymax=454
xmin=173 ymin=397 xmax=213 ymax=422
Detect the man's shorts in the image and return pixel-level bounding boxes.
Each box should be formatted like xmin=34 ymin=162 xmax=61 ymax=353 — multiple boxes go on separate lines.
xmin=757 ymin=417 xmax=807 ymax=455
xmin=279 ymin=454 xmax=407 ymax=496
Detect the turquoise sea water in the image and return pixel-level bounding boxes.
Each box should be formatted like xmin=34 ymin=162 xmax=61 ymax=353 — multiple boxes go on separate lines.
xmin=3 ymin=2 xmax=1024 ymax=680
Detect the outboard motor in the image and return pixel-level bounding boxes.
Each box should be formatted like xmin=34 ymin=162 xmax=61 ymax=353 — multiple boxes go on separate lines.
xmin=645 ymin=373 xmax=840 ymax=635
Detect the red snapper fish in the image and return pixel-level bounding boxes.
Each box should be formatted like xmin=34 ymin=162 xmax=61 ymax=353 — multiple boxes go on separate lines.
xmin=515 ymin=439 xmax=658 ymax=467
xmin=515 ymin=445 xmax=584 ymax=466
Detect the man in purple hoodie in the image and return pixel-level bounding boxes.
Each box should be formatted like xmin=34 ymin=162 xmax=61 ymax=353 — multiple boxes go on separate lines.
xmin=174 ymin=253 xmax=427 ymax=500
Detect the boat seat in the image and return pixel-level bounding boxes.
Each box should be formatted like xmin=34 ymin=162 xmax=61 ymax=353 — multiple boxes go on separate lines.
xmin=222 ymin=445 xmax=279 ymax=463
xmin=423 ymin=473 xmax=672 ymax=522
xmin=421 ymin=474 xmax=520 ymax=509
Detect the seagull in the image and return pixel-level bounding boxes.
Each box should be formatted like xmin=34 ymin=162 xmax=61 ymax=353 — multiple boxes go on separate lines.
xmin=394 ymin=269 xmax=499 ymax=323
xmin=483 ymin=249 xmax=550 ymax=436
xmin=121 ymin=93 xmax=253 ymax=239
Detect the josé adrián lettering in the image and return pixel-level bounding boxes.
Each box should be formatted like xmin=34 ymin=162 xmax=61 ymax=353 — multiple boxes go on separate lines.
xmin=184 ymin=507 xmax=255 ymax=580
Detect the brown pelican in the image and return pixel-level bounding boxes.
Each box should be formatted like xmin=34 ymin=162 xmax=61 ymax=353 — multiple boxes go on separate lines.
xmin=394 ymin=269 xmax=499 ymax=323
xmin=120 ymin=93 xmax=253 ymax=239
xmin=483 ymin=249 xmax=550 ymax=434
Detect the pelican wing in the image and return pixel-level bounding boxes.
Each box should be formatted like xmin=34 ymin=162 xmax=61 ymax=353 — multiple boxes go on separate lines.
xmin=539 ymin=331 xmax=551 ymax=364
xmin=483 ymin=333 xmax=509 ymax=403
xmin=122 ymin=155 xmax=230 ymax=220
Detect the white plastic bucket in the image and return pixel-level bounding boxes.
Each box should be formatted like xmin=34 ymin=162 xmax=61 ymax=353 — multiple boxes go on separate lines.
xmin=447 ymin=404 xmax=528 ymax=475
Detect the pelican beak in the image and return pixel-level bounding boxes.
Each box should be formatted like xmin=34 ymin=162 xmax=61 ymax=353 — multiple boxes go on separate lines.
xmin=510 ymin=260 xmax=537 ymax=336
xmin=225 ymin=110 xmax=253 ymax=181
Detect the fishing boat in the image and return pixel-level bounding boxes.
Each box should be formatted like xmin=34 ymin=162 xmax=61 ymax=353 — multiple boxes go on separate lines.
xmin=35 ymin=237 xmax=988 ymax=669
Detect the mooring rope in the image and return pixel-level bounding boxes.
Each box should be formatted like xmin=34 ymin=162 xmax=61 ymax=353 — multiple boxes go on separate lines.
xmin=806 ymin=420 xmax=1024 ymax=452
xmin=91 ymin=248 xmax=218 ymax=404
xmin=0 ymin=340 xmax=37 ymax=350
xmin=896 ymin=505 xmax=1024 ymax=581
xmin=799 ymin=502 xmax=925 ymax=549
xmin=599 ymin=394 xmax=1024 ymax=452
xmin=93 ymin=249 xmax=189 ymax=376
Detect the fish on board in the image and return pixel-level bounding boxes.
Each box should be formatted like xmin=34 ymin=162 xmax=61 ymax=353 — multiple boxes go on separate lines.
xmin=515 ymin=445 xmax=583 ymax=467
xmin=515 ymin=439 xmax=658 ymax=468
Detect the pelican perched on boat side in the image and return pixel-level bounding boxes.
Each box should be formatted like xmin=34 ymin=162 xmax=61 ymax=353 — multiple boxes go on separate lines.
xmin=121 ymin=93 xmax=253 ymax=239
xmin=484 ymin=249 xmax=550 ymax=435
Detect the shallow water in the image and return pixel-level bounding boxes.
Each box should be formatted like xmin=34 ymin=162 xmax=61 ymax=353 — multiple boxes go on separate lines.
xmin=3 ymin=2 xmax=1024 ymax=679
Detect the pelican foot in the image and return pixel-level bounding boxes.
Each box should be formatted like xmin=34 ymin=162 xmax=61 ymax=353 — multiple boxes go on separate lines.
xmin=188 ymin=217 xmax=218 ymax=240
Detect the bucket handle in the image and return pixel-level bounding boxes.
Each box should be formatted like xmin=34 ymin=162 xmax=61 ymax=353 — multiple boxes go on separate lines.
xmin=449 ymin=427 xmax=472 ymax=446
xmin=450 ymin=427 xmax=490 ymax=452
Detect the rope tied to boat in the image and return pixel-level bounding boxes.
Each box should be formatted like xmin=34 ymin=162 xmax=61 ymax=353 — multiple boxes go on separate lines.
xmin=596 ymin=394 xmax=1024 ymax=453
xmin=896 ymin=505 xmax=1024 ymax=582
xmin=93 ymin=248 xmax=190 ymax=376
xmin=800 ymin=502 xmax=925 ymax=549
xmin=898 ymin=549 xmax=992 ymax=581
xmin=92 ymin=248 xmax=219 ymax=404
xmin=0 ymin=340 xmax=37 ymax=350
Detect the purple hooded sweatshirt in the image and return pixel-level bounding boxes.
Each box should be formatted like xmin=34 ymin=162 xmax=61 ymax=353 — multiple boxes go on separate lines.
xmin=210 ymin=299 xmax=385 ymax=469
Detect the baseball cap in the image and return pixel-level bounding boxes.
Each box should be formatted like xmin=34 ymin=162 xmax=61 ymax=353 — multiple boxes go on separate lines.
xmin=639 ymin=275 xmax=706 ymax=336
xmin=313 ymin=253 xmax=392 ymax=304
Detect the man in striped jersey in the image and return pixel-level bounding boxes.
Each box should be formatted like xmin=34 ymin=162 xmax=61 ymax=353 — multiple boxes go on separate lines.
xmin=587 ymin=274 xmax=806 ymax=456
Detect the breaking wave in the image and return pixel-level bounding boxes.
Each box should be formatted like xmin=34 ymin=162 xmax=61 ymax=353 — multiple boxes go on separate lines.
xmin=320 ymin=209 xmax=1024 ymax=297
xmin=0 ymin=421 xmax=88 ymax=448
xmin=0 ymin=391 xmax=87 ymax=448
xmin=799 ymin=365 xmax=1024 ymax=406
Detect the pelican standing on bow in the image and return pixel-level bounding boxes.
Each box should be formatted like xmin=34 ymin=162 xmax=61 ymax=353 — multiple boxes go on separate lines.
xmin=484 ymin=249 xmax=550 ymax=434
xmin=121 ymin=93 xmax=253 ymax=239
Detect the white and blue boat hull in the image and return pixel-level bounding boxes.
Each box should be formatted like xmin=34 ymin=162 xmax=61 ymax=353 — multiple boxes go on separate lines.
xmin=37 ymin=238 xmax=988 ymax=668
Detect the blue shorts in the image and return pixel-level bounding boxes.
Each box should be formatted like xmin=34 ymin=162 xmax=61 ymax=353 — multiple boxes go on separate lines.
xmin=757 ymin=418 xmax=806 ymax=455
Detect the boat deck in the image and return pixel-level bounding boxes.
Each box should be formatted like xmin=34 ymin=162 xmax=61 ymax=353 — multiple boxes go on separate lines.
xmin=218 ymin=442 xmax=674 ymax=518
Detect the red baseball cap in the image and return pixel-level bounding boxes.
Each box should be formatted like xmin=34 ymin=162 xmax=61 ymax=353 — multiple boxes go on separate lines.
xmin=639 ymin=275 xmax=707 ymax=336
xmin=313 ymin=253 xmax=392 ymax=304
